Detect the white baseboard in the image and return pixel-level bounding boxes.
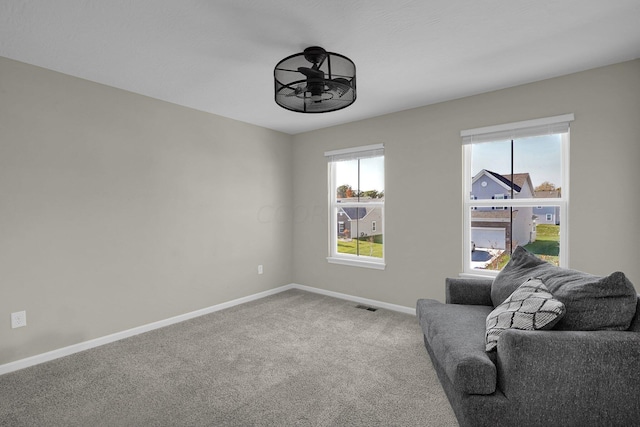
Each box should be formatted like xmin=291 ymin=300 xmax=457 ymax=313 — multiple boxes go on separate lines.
xmin=0 ymin=285 xmax=293 ymax=376
xmin=290 ymin=283 xmax=416 ymax=316
xmin=0 ymin=283 xmax=413 ymax=376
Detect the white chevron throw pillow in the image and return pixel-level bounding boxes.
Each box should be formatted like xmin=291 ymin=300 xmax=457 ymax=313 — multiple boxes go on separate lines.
xmin=486 ymin=278 xmax=566 ymax=351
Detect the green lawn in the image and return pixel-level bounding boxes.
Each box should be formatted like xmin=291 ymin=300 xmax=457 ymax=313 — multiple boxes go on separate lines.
xmin=486 ymin=224 xmax=560 ymax=270
xmin=337 ymin=239 xmax=383 ymax=258
xmin=524 ymin=224 xmax=560 ymax=265
xmin=525 ymin=225 xmax=560 ymax=256
xmin=337 ymin=226 xmax=558 ymax=264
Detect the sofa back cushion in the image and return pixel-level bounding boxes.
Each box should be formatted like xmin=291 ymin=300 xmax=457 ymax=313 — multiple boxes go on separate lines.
xmin=491 ymin=247 xmax=637 ymax=331
xmin=629 ymin=297 xmax=640 ymax=332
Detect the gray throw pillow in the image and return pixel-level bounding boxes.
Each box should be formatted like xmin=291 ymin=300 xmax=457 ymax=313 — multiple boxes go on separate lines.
xmin=491 ymin=247 xmax=637 ymax=331
xmin=486 ymin=278 xmax=565 ymax=352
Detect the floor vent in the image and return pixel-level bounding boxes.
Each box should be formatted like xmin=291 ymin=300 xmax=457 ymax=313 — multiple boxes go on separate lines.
xmin=355 ymin=304 xmax=378 ymax=312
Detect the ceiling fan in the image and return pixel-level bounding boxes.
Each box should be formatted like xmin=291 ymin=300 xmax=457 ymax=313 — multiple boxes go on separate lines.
xmin=274 ymin=46 xmax=356 ymax=113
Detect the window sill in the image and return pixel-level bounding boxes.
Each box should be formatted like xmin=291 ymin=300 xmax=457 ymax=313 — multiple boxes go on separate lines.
xmin=327 ymin=257 xmax=386 ymax=270
xmin=459 ymin=271 xmax=498 ymax=279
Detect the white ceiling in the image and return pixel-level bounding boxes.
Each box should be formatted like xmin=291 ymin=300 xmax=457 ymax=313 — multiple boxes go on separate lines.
xmin=2 ymin=1 xmax=640 ymax=135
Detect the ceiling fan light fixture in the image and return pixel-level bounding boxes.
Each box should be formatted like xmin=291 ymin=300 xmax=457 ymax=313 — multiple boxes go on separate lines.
xmin=274 ymin=46 xmax=356 ymax=113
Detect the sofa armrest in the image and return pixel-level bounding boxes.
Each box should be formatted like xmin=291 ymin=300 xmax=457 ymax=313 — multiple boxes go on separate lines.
xmin=497 ymin=329 xmax=640 ymax=425
xmin=445 ymin=277 xmax=493 ymax=305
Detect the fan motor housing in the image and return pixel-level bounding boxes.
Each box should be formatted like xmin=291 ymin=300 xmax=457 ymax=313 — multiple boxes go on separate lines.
xmin=303 ymin=46 xmax=328 ymax=65
xmin=274 ymin=46 xmax=356 ymax=113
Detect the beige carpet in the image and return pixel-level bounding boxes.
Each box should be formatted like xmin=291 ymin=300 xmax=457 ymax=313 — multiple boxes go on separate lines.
xmin=0 ymin=289 xmax=457 ymax=426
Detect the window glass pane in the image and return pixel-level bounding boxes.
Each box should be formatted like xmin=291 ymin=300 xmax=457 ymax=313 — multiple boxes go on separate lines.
xmin=470 ymin=205 xmax=561 ymax=272
xmin=513 ymin=134 xmax=563 ymax=195
xmin=335 ymin=206 xmax=383 ymax=258
xmin=470 ymin=140 xmax=512 ymax=200
xmin=336 ymin=207 xmax=360 ymax=241
xmin=471 ymin=207 xmax=511 ymax=268
xmin=358 ymin=156 xmax=384 ymax=201
xmin=334 ymin=159 xmax=359 ymax=200
xmin=527 ymin=208 xmax=561 ymax=266
xmin=471 ymin=136 xmax=562 ymax=201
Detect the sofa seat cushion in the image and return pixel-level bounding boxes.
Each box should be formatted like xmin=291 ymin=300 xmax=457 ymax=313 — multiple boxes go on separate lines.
xmin=417 ymin=299 xmax=496 ymax=395
xmin=492 ymin=247 xmax=637 ymax=331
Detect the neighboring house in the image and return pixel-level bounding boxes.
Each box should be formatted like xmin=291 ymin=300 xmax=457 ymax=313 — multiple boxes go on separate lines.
xmin=533 ymin=190 xmax=561 ymax=225
xmin=336 ymin=200 xmax=383 ymax=240
xmin=470 ymin=170 xmax=537 ymax=250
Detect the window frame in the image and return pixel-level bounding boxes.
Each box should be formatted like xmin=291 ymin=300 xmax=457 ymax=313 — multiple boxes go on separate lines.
xmin=461 ymin=114 xmax=573 ymax=277
xmin=325 ymin=144 xmax=385 ymax=270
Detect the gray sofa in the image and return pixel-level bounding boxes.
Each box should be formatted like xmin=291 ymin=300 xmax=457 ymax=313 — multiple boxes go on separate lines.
xmin=416 ymin=247 xmax=640 ymax=427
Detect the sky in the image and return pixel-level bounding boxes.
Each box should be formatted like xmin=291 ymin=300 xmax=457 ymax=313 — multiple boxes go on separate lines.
xmin=334 ymin=134 xmax=562 ymax=194
xmin=335 ymin=156 xmax=385 ymax=192
xmin=471 ymin=134 xmax=563 ymax=188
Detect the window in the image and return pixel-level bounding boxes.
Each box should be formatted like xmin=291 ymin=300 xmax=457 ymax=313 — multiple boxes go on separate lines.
xmin=462 ymin=114 xmax=573 ymax=276
xmin=325 ymin=144 xmax=385 ymax=269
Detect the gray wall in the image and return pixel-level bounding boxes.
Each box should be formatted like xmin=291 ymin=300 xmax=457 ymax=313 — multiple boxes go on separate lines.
xmin=0 ymin=57 xmax=293 ymax=364
xmin=2 ymin=56 xmax=639 ymax=366
xmin=292 ymin=59 xmax=640 ymax=307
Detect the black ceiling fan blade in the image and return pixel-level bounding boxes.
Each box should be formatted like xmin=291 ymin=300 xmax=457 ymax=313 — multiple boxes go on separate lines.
xmin=275 ymin=67 xmax=304 ymax=73
xmin=313 ymin=54 xmax=327 ymax=70
xmin=328 ymin=78 xmax=351 ymax=88
xmin=327 ymin=78 xmax=353 ymax=97
xmin=277 ymin=81 xmax=307 ymax=96
xmin=328 ymin=73 xmax=354 ymax=80
xmin=286 ymin=85 xmax=306 ymax=96
xmin=298 ymin=67 xmax=325 ymax=80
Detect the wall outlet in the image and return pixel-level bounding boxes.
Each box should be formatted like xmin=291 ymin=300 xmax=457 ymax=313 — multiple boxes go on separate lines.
xmin=258 ymin=265 xmax=263 ymax=275
xmin=11 ymin=311 xmax=27 ymax=329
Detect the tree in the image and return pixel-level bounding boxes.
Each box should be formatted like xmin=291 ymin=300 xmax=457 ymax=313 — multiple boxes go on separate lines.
xmin=360 ymin=189 xmax=384 ymax=199
xmin=338 ymin=185 xmax=384 ymax=199
xmin=337 ymin=184 xmax=352 ymax=198
xmin=535 ymin=181 xmax=556 ymax=192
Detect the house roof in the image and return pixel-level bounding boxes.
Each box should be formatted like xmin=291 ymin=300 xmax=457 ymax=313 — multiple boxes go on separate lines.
xmin=339 ymin=208 xmax=367 ymax=221
xmin=504 ymin=173 xmax=531 ymax=192
xmin=485 ymin=170 xmax=523 ymax=193
xmin=474 ymin=169 xmax=534 ymax=194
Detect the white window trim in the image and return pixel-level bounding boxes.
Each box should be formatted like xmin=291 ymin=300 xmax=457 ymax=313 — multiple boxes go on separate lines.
xmin=461 ymin=115 xmax=572 ymax=277
xmin=325 ymin=144 xmax=385 ymax=270
xmin=461 ymin=114 xmax=574 ymax=144
xmin=327 ymin=255 xmax=386 ymax=270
